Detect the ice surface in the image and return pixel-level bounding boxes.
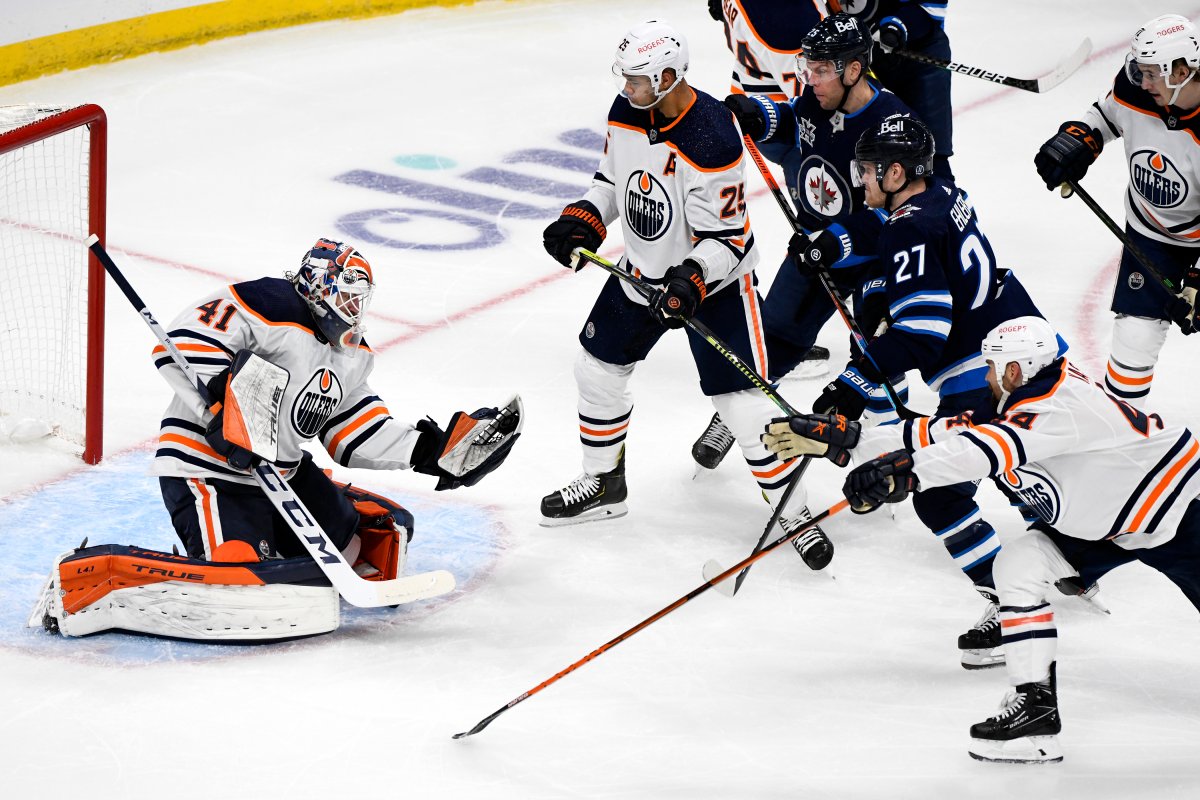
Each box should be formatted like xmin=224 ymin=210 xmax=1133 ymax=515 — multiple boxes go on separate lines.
xmin=1 ymin=1 xmax=1198 ymax=797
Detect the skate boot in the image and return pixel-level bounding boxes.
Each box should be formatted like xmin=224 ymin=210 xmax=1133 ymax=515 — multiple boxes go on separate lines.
xmin=540 ymin=451 xmax=628 ymax=527
xmin=789 ymin=344 xmax=831 ymax=380
xmin=691 ymin=413 xmax=736 ymax=471
xmin=959 ymin=591 xmax=1004 ymax=670
xmin=782 ymin=507 xmax=834 ymax=571
xmin=968 ymin=663 xmax=1063 ymax=764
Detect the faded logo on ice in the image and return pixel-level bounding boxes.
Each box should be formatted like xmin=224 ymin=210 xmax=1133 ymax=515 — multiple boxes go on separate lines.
xmin=1130 ymin=149 xmax=1187 ymax=209
xmin=293 ymin=368 xmax=343 ymax=438
xmin=624 ymin=170 xmax=673 ymax=241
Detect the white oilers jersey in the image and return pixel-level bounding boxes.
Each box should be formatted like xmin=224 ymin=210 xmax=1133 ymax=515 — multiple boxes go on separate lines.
xmin=1084 ymin=68 xmax=1200 ymax=247
xmin=584 ymin=89 xmax=759 ymax=305
xmin=152 ymin=277 xmax=422 ymax=485
xmin=718 ymin=0 xmax=824 ymax=99
xmin=859 ymin=359 xmax=1200 ymax=549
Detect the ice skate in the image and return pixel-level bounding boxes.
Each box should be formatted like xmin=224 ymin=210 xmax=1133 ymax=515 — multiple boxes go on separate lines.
xmin=782 ymin=507 xmax=834 ymax=571
xmin=540 ymin=451 xmax=628 ymax=527
xmin=691 ymin=412 xmax=736 ymax=473
xmin=959 ymin=593 xmax=1004 ymax=669
xmin=968 ymin=664 xmax=1063 ymax=764
xmin=786 ymin=345 xmax=831 ymax=381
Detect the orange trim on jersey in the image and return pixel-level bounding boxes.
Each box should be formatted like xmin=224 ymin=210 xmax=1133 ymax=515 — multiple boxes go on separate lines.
xmin=160 ymin=432 xmax=221 ymax=459
xmin=733 ymin=0 xmax=816 ymax=55
xmin=609 ymin=120 xmax=647 ymax=135
xmin=666 ymin=142 xmax=742 ymax=174
xmin=1000 ymin=612 xmax=1054 ymax=628
xmin=326 ymin=406 xmax=390 ymax=453
xmin=655 ymin=92 xmax=697 ymax=133
xmin=973 ymin=425 xmax=1016 ymax=474
xmin=580 ymin=421 xmax=630 ymax=438
xmin=59 ymin=551 xmax=265 ymax=615
xmin=1006 ymin=361 xmax=1068 ymax=413
xmin=1128 ymin=438 xmax=1200 ymax=532
xmin=917 ymin=417 xmax=931 ymax=449
xmin=741 ymin=273 xmax=769 ymax=375
xmin=191 ymin=478 xmax=219 ymax=558
xmin=1111 ymin=93 xmax=1200 ymax=146
xmin=151 ymin=343 xmax=226 ymax=355
xmin=1106 ymin=362 xmax=1154 ymax=386
xmin=1135 ymin=200 xmax=1200 ymax=240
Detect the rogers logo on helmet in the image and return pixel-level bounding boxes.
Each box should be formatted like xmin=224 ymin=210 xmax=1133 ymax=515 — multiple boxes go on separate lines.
xmin=1159 ymin=25 xmax=1186 ymax=35
xmin=638 ymin=37 xmax=666 ymax=54
xmin=998 ymin=325 xmax=1027 ymax=334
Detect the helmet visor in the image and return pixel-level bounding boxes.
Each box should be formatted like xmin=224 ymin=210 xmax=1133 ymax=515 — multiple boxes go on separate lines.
xmin=796 ymin=56 xmax=842 ymax=86
xmin=612 ymin=64 xmax=660 ymax=109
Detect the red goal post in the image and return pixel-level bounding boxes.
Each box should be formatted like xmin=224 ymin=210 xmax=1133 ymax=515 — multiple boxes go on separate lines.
xmin=0 ymin=104 xmax=106 ymax=463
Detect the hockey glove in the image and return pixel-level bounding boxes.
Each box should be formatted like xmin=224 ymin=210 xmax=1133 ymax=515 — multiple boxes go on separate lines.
xmin=723 ymin=94 xmax=771 ymax=141
xmin=762 ymin=413 xmax=861 ymax=466
xmin=649 ymin=261 xmax=707 ymax=329
xmin=1034 ymin=121 xmax=1102 ymax=191
xmin=1168 ymin=260 xmax=1200 ymax=335
xmin=876 ymin=16 xmax=908 ymax=52
xmin=788 ymin=228 xmax=850 ymax=274
xmin=707 ymin=0 xmax=723 ymax=22
xmin=202 ymin=366 xmax=260 ymax=471
xmin=410 ymin=396 xmax=523 ymax=491
xmin=812 ymin=358 xmax=883 ymax=421
xmin=843 ymin=449 xmax=918 ymax=514
xmin=543 ymin=200 xmax=607 ymax=269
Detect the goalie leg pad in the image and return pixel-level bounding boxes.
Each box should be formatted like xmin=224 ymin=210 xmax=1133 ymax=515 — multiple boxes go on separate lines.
xmin=32 ymin=545 xmax=339 ymax=642
xmin=336 ymin=482 xmax=414 ymax=580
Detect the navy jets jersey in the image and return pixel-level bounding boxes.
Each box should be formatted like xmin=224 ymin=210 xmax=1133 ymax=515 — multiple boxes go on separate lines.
xmin=863 ymin=177 xmax=1048 ymax=395
xmin=718 ymin=0 xmax=825 ymax=99
xmin=859 ymin=358 xmax=1200 ymax=550
xmin=152 ymin=277 xmax=422 ymax=485
xmin=759 ymin=81 xmax=911 ymax=264
xmin=1083 ymin=68 xmax=1200 ymax=248
xmin=828 ymin=0 xmax=946 ymax=39
xmin=584 ymin=89 xmax=759 ymax=304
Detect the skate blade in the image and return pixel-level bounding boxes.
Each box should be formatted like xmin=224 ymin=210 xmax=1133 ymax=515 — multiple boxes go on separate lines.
xmin=961 ymin=648 xmax=1006 ymax=670
xmin=968 ymin=735 xmax=1063 ymax=764
xmin=539 ymin=503 xmax=629 ymax=528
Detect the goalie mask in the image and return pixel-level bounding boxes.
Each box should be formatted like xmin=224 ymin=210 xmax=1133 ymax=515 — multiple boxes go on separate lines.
xmin=291 ymin=238 xmax=374 ymax=352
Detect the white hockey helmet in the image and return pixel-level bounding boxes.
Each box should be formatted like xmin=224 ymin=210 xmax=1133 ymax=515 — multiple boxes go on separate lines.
xmin=612 ymin=20 xmax=689 ymax=109
xmin=981 ymin=316 xmax=1060 ymax=387
xmin=291 ymin=238 xmax=374 ymax=353
xmin=1126 ymin=14 xmax=1200 ymax=104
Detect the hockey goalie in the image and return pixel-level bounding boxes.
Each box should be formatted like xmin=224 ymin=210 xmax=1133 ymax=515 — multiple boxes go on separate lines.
xmin=28 ymin=238 xmax=522 ymax=642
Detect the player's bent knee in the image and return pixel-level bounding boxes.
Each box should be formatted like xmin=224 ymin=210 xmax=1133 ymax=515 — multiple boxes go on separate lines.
xmin=993 ymin=531 xmax=1075 ymax=600
xmin=1111 ymin=314 xmax=1171 ymax=368
xmin=574 ymin=349 xmax=635 ymax=406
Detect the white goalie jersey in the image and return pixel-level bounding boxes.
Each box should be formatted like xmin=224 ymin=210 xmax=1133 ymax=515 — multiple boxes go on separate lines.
xmin=1084 ymin=67 xmax=1200 ymax=248
xmin=583 ymin=89 xmax=759 ymax=304
xmin=859 ymin=358 xmax=1200 ymax=550
xmin=152 ymin=277 xmax=423 ymax=485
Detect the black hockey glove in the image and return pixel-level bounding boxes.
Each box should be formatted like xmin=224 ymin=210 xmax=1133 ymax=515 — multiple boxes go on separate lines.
xmin=707 ymin=0 xmax=723 ymax=22
xmin=876 ymin=16 xmax=908 ymax=52
xmin=812 ymin=357 xmax=884 ymax=421
xmin=203 ymin=367 xmax=261 ymax=471
xmin=1034 ymin=121 xmax=1102 ymax=191
xmin=1168 ymin=260 xmax=1200 ymax=335
xmin=723 ymin=94 xmax=769 ymax=141
xmin=843 ymin=449 xmax=918 ymax=514
xmin=649 ymin=261 xmax=707 ymax=329
xmin=788 ymin=228 xmax=848 ymax=274
xmin=762 ymin=413 xmax=861 ymax=466
xmin=543 ymin=200 xmax=607 ymax=269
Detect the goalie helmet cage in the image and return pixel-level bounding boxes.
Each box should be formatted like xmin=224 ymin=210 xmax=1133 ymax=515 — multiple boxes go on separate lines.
xmin=0 ymin=104 xmax=106 ymax=463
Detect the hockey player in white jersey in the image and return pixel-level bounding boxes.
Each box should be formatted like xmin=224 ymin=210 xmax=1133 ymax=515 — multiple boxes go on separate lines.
xmin=765 ymin=316 xmax=1200 ymax=762
xmin=539 ymin=20 xmax=833 ymax=570
xmin=1035 ymin=14 xmax=1200 ymax=405
xmin=707 ymin=0 xmax=824 ymax=102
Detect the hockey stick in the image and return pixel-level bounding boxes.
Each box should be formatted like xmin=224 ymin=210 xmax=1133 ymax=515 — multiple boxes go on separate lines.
xmin=1063 ymin=178 xmax=1182 ymax=297
xmin=452 ymin=498 xmax=850 ymax=739
xmin=890 ymin=37 xmax=1092 ymax=94
xmin=86 ymin=235 xmax=456 ymax=608
xmin=741 ymin=136 xmax=917 ymax=420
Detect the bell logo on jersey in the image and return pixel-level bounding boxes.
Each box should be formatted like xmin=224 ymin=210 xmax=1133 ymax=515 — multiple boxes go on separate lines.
xmin=797 ymin=156 xmax=850 ymax=217
xmin=1003 ymin=466 xmax=1063 ymax=525
xmin=1130 ymin=149 xmax=1188 ymax=209
xmin=292 ymin=368 xmax=343 ymax=438
xmin=625 ymin=170 xmax=673 ymax=241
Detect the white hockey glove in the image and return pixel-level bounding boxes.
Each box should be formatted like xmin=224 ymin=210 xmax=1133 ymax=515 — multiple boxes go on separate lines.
xmin=412 ymin=395 xmax=524 ymax=490
xmin=762 ymin=413 xmax=861 ymax=466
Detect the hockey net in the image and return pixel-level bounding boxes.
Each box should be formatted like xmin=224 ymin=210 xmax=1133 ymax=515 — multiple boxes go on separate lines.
xmin=0 ymin=104 xmax=106 ymax=463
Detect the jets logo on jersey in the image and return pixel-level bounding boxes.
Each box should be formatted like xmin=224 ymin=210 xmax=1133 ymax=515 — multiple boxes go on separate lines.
xmin=624 ymin=170 xmax=673 ymax=241
xmin=292 ymin=368 xmax=343 ymax=438
xmin=794 ymin=156 xmax=850 ymax=217
xmin=1002 ymin=466 xmax=1063 ymax=525
xmin=1130 ymin=150 xmax=1188 ymax=209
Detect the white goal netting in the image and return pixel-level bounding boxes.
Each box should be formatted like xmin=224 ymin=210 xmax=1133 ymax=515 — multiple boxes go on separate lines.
xmin=0 ymin=105 xmax=97 ymax=454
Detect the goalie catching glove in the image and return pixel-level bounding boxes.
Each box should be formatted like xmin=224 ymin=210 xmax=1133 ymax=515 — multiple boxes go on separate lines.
xmin=762 ymin=413 xmax=861 ymax=466
xmin=411 ymin=394 xmax=524 ymax=490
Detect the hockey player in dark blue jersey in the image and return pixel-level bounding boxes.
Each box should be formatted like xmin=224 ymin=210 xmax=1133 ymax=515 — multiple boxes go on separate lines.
xmin=690 ymin=14 xmax=914 ymax=488
xmin=821 ymin=116 xmax=1060 ymax=668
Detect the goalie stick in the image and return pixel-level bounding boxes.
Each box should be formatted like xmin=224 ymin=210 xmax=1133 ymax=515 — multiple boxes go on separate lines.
xmin=891 ymin=37 xmax=1092 ymax=94
xmin=451 ymin=498 xmax=850 ymax=739
xmin=86 ymin=235 xmax=455 ymax=608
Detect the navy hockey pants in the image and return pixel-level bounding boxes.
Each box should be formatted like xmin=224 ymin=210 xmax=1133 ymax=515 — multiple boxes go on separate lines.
xmin=1111 ymin=225 xmax=1198 ymax=320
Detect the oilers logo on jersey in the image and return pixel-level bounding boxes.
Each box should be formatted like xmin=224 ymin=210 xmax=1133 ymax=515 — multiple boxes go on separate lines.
xmin=1000 ymin=466 xmax=1064 ymax=525
xmin=624 ymin=171 xmax=674 ymax=241
xmin=1130 ymin=150 xmax=1188 ymax=209
xmin=293 ymin=368 xmax=343 ymax=437
xmin=796 ymin=156 xmax=851 ymax=217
